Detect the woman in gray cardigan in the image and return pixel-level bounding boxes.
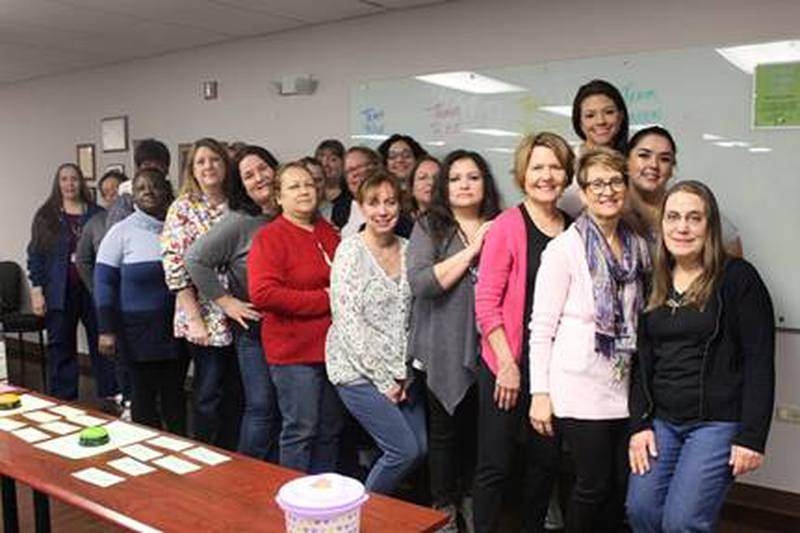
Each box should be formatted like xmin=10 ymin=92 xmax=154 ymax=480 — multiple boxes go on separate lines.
xmin=185 ymin=145 xmax=279 ymax=461
xmin=407 ymin=150 xmax=501 ymax=531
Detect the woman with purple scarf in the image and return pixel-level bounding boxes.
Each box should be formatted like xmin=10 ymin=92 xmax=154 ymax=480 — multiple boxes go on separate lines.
xmin=528 ymin=147 xmax=650 ymax=533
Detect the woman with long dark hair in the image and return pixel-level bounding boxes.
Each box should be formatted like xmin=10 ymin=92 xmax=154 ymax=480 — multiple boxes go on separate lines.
xmin=27 ymin=163 xmax=118 ymax=400
xmin=186 ymin=145 xmax=281 ymax=461
xmin=627 ymin=181 xmax=774 ymax=532
xmin=407 ymin=149 xmax=501 ymax=530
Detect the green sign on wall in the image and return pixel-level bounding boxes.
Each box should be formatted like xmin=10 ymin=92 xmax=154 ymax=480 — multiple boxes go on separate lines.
xmin=754 ymin=62 xmax=800 ymax=128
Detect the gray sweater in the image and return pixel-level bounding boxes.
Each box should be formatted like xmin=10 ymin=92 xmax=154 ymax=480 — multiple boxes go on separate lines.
xmin=75 ymin=210 xmax=109 ymax=292
xmin=406 ymin=218 xmax=479 ymax=415
xmin=185 ymin=210 xmax=271 ymax=304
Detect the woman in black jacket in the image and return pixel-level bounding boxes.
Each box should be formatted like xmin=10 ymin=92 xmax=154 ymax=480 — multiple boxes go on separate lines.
xmin=626 ymin=180 xmax=774 ymax=532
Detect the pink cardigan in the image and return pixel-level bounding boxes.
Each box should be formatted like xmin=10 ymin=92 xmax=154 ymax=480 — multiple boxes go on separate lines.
xmin=529 ymin=226 xmax=630 ymax=420
xmin=475 ymin=207 xmax=528 ymax=375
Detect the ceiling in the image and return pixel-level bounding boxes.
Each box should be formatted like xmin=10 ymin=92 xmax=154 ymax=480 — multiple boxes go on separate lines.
xmin=0 ymin=0 xmax=448 ymax=84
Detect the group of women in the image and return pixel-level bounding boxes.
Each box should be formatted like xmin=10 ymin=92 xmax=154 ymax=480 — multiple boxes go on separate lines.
xmin=26 ymin=78 xmax=774 ymax=533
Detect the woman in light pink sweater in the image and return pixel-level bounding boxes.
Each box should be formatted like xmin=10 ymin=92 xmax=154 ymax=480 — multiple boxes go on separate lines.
xmin=473 ymin=132 xmax=575 ymax=533
xmin=529 ymin=147 xmax=650 ymax=533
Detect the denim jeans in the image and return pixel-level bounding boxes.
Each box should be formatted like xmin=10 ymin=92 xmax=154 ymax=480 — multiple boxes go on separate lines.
xmin=270 ymin=364 xmax=344 ymax=474
xmin=626 ymin=418 xmax=739 ymax=533
xmin=235 ymin=330 xmax=280 ymax=462
xmin=46 ymin=281 xmax=118 ymax=400
xmin=188 ymin=343 xmax=243 ymax=451
xmin=337 ymin=380 xmax=427 ymax=495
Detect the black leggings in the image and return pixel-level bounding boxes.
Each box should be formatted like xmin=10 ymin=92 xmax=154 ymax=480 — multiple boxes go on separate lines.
xmin=129 ymin=357 xmax=190 ymax=436
xmin=473 ymin=359 xmax=561 ymax=533
xmin=559 ymin=417 xmax=629 ymax=533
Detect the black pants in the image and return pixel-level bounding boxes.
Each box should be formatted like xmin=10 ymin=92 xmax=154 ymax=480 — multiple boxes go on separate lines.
xmin=473 ymin=359 xmax=561 ymax=533
xmin=187 ymin=343 xmax=244 ymax=451
xmin=129 ymin=357 xmax=189 ymax=436
xmin=559 ymin=417 xmax=628 ymax=533
xmin=427 ymin=383 xmax=478 ymax=507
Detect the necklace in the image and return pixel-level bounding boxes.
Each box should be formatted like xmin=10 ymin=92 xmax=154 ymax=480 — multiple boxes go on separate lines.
xmin=666 ymin=288 xmax=685 ymax=316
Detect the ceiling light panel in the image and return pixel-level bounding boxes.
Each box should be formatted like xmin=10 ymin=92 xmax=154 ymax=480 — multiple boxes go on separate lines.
xmin=415 ymin=71 xmax=527 ymax=94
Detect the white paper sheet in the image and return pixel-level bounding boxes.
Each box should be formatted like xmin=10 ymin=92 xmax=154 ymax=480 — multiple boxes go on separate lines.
xmin=36 ymin=421 xmax=158 ymax=459
xmin=107 ymin=457 xmax=156 ymax=477
xmin=49 ymin=405 xmax=85 ymax=418
xmin=153 ymin=455 xmax=201 ymax=475
xmin=72 ymin=467 xmax=125 ymax=488
xmin=0 ymin=418 xmax=26 ymax=432
xmin=0 ymin=394 xmax=56 ymax=417
xmin=39 ymin=420 xmax=82 ymax=435
xmin=147 ymin=436 xmax=193 ymax=452
xmin=183 ymin=447 xmax=231 ymax=466
xmin=120 ymin=444 xmax=163 ymax=462
xmin=12 ymin=427 xmax=51 ymax=443
xmin=68 ymin=414 xmax=108 ymax=427
xmin=22 ymin=411 xmax=61 ymax=424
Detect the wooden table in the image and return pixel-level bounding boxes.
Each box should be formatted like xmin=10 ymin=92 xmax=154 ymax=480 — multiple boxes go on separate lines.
xmin=0 ymin=393 xmax=447 ymax=532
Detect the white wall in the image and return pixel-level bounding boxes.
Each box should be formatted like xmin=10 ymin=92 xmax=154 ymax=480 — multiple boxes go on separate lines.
xmin=1 ymin=0 xmax=798 ymax=493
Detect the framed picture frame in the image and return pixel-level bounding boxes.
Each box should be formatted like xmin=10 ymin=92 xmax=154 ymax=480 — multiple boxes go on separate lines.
xmin=105 ymin=163 xmax=125 ymax=175
xmin=101 ymin=116 xmax=129 ymax=153
xmin=76 ymin=143 xmax=96 ymax=181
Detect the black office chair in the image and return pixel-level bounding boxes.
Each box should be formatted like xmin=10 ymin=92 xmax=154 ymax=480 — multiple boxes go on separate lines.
xmin=0 ymin=261 xmax=47 ymax=389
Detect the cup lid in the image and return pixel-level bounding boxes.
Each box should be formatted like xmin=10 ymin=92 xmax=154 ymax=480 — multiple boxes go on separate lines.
xmin=277 ymin=473 xmax=366 ymax=511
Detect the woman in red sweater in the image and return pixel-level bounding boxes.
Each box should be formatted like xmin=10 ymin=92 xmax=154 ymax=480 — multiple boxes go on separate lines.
xmin=247 ymin=161 xmax=343 ymax=473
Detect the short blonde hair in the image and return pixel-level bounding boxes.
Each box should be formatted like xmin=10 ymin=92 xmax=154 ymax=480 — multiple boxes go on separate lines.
xmin=513 ymin=132 xmax=575 ymax=191
xmin=575 ymin=146 xmax=628 ymax=188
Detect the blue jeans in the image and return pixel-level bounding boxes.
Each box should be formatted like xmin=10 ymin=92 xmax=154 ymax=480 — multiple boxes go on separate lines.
xmin=270 ymin=364 xmax=344 ymax=474
xmin=235 ymin=331 xmax=280 ymax=461
xmin=626 ymin=418 xmax=739 ymax=533
xmin=336 ymin=380 xmax=427 ymax=495
xmin=46 ymin=281 xmax=118 ymax=400
xmin=188 ymin=343 xmax=243 ymax=451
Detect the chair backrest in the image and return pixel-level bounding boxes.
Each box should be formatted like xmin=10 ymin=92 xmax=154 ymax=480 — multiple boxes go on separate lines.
xmin=0 ymin=261 xmax=23 ymax=314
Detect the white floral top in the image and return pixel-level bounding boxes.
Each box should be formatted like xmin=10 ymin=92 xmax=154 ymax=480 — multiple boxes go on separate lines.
xmin=325 ymin=234 xmax=411 ymax=394
xmin=160 ymin=192 xmax=232 ymax=347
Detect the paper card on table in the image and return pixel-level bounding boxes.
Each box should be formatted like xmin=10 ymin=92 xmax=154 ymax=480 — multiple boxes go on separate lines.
xmin=120 ymin=444 xmax=163 ymax=462
xmin=36 ymin=421 xmax=158 ymax=460
xmin=68 ymin=414 xmax=107 ymax=427
xmin=0 ymin=394 xmax=56 ymax=417
xmin=40 ymin=420 xmax=81 ymax=435
xmin=0 ymin=418 xmax=26 ymax=432
xmin=183 ymin=446 xmax=231 ymax=466
xmin=12 ymin=427 xmax=51 ymax=443
xmin=107 ymin=457 xmax=156 ymax=477
xmin=49 ymin=405 xmax=85 ymax=418
xmin=72 ymin=467 xmax=125 ymax=488
xmin=153 ymin=455 xmax=201 ymax=475
xmin=147 ymin=436 xmax=193 ymax=452
xmin=22 ymin=410 xmax=61 ymax=424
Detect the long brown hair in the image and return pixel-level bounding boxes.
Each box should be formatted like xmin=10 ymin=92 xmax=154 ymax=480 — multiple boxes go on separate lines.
xmin=30 ymin=163 xmax=94 ymax=253
xmin=647 ymin=180 xmax=727 ymax=311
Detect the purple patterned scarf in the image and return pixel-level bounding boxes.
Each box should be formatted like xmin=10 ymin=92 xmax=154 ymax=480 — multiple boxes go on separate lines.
xmin=575 ymin=213 xmax=650 ymax=365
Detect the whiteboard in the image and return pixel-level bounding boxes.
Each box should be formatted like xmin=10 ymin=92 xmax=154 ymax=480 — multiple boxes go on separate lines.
xmin=350 ymin=44 xmax=800 ymax=329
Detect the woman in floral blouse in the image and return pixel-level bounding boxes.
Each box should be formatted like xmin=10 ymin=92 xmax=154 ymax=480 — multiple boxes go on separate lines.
xmin=326 ymin=170 xmax=425 ymax=495
xmin=161 ymin=137 xmax=242 ymax=450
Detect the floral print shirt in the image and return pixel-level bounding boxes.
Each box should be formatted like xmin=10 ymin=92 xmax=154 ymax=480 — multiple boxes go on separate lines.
xmin=325 ymin=234 xmax=411 ymax=394
xmin=160 ymin=192 xmax=232 ymax=347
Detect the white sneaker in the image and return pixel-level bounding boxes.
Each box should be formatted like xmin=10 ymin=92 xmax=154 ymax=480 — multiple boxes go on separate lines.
xmin=120 ymin=400 xmax=131 ymax=421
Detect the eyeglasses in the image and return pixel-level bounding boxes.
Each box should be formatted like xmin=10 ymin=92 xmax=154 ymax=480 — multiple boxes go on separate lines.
xmin=387 ymin=149 xmax=413 ymax=161
xmin=584 ymin=176 xmax=626 ymax=195
xmin=345 ymin=162 xmax=372 ymax=176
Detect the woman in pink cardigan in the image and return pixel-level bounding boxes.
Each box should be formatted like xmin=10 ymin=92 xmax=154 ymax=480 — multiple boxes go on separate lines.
xmin=473 ymin=132 xmax=575 ymax=533
xmin=528 ymin=147 xmax=650 ymax=533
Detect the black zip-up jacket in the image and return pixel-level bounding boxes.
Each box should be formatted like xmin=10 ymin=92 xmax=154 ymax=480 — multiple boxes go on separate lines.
xmin=630 ymin=257 xmax=775 ymax=453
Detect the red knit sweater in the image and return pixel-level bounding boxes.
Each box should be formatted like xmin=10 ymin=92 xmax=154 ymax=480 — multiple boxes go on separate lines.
xmin=247 ymin=215 xmax=340 ymax=365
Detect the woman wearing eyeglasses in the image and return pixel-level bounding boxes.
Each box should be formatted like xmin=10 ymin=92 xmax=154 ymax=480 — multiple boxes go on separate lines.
xmin=377 ymin=134 xmax=427 ymax=192
xmin=529 ymin=147 xmax=650 ymax=533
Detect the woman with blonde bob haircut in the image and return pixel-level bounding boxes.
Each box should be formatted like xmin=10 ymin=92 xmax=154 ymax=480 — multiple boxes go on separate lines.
xmin=474 ymin=132 xmax=574 ymax=532
xmin=529 ymin=147 xmax=650 ymax=533
xmin=627 ymin=181 xmax=774 ymax=532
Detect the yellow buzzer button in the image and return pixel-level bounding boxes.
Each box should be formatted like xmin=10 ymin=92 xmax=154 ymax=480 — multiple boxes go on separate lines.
xmin=0 ymin=393 xmax=21 ymax=411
